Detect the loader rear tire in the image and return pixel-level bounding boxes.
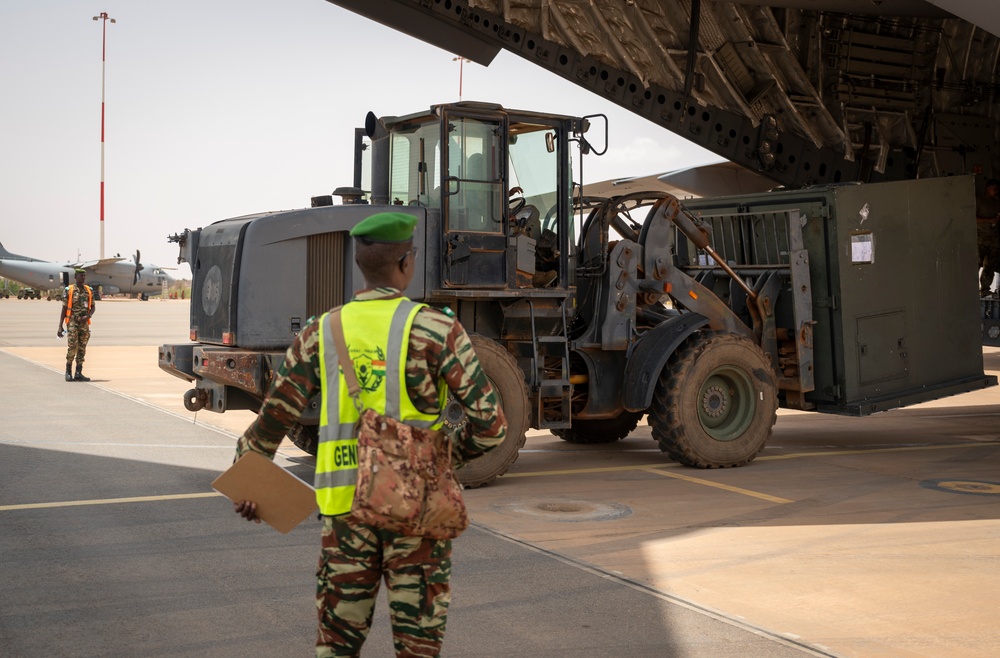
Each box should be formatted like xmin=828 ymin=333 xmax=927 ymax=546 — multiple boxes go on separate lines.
xmin=649 ymin=332 xmax=777 ymax=468
xmin=457 ymin=336 xmax=530 ymax=488
xmin=552 ymin=410 xmax=644 ymax=444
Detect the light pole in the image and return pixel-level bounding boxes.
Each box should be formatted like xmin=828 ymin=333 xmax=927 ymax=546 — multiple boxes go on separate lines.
xmin=93 ymin=11 xmax=116 ymax=259
xmin=452 ymin=56 xmax=470 ymax=101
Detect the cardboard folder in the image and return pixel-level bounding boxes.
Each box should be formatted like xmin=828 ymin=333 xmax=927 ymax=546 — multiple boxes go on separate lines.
xmin=212 ymin=451 xmax=317 ymax=534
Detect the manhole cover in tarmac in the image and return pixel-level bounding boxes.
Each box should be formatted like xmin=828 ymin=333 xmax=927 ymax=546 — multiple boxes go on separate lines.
xmin=920 ymin=479 xmax=1000 ymax=497
xmin=492 ymin=500 xmax=633 ymax=522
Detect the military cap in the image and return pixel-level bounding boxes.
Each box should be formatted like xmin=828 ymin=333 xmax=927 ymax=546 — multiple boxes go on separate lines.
xmin=349 ymin=212 xmax=416 ymax=243
xmin=74 ymin=268 xmax=86 ymax=274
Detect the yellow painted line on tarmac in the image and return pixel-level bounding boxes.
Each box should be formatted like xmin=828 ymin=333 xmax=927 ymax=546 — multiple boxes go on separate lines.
xmin=7 ymin=443 xmax=995 ymax=512
xmin=502 ymin=463 xmax=677 ymax=478
xmin=504 ymin=462 xmax=792 ymax=503
xmin=500 ymin=441 xmax=1000 ymax=501
xmin=637 ymin=466 xmax=794 ymax=503
xmin=757 ymin=441 xmax=1000 ymax=461
xmin=504 ymin=441 xmax=999 ymax=481
xmin=0 ymin=492 xmax=221 ymax=512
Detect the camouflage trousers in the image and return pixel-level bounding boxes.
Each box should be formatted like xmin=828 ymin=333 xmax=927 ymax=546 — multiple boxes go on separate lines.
xmin=65 ymin=321 xmax=91 ymax=366
xmin=316 ymin=515 xmax=452 ymax=658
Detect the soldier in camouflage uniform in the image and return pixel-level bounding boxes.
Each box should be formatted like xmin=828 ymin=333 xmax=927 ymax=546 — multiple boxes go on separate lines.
xmin=56 ymin=269 xmax=96 ymax=382
xmin=234 ymin=211 xmax=507 ymax=657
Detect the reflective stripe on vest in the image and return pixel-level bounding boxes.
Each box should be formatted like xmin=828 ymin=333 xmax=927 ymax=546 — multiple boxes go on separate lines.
xmin=65 ymin=285 xmax=93 ymax=324
xmin=314 ymin=298 xmax=446 ymax=516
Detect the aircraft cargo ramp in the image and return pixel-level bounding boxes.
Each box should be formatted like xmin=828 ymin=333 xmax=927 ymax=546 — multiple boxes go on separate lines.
xmin=328 ymin=0 xmax=999 ymax=188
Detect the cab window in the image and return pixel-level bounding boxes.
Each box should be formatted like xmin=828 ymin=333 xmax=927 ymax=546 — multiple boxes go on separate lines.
xmin=445 ymin=117 xmax=503 ymax=233
xmin=389 ymin=119 xmax=441 ymax=208
xmin=508 ymin=124 xmax=561 ymax=240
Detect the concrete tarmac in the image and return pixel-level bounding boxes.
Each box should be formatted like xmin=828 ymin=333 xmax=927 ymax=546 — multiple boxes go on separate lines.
xmin=2 ymin=298 xmax=999 ymax=657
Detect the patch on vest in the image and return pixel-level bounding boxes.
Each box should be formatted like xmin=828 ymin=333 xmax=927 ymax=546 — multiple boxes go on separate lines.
xmin=349 ymin=344 xmax=386 ymax=393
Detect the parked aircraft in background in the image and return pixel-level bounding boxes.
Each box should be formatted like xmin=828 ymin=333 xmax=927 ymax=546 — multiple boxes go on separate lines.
xmin=0 ymin=242 xmax=175 ymax=300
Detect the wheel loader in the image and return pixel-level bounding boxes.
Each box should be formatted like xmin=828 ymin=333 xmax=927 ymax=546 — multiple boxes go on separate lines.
xmin=160 ymin=101 xmax=994 ymax=486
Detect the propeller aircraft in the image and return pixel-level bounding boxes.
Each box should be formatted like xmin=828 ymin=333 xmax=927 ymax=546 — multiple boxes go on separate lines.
xmin=0 ymin=242 xmax=175 ymax=300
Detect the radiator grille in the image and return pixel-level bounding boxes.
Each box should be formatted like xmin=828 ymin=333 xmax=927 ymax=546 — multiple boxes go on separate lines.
xmin=192 ymin=242 xmax=237 ymax=344
xmin=307 ymin=232 xmax=344 ymax=317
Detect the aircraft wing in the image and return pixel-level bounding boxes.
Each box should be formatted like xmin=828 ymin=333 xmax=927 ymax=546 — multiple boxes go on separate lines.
xmin=74 ymin=257 xmax=128 ymax=270
xmin=328 ymin=0 xmax=1000 ymax=188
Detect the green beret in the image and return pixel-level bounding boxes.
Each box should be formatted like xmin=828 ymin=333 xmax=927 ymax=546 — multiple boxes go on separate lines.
xmin=74 ymin=268 xmax=86 ymax=274
xmin=349 ymin=212 xmax=416 ymax=243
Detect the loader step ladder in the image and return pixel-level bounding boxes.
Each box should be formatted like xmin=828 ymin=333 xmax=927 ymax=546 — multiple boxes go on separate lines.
xmin=527 ymin=300 xmax=572 ymax=429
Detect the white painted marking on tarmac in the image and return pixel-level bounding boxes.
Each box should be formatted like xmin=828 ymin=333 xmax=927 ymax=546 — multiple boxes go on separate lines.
xmin=0 ymin=492 xmax=222 ymax=512
xmin=0 ymin=350 xmax=241 ymax=440
xmin=0 ymin=440 xmax=232 ymax=449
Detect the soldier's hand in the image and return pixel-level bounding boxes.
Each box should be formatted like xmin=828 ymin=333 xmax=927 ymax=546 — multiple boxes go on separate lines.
xmin=234 ymin=500 xmax=261 ymax=523
xmin=56 ymin=329 xmax=64 ymax=338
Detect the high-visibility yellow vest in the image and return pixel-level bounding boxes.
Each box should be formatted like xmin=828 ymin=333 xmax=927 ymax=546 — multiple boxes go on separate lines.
xmin=314 ymin=297 xmax=446 ymax=516
xmin=65 ymin=284 xmax=93 ymax=324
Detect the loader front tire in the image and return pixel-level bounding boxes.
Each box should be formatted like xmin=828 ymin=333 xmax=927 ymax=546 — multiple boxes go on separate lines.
xmin=649 ymin=332 xmax=777 ymax=468
xmin=457 ymin=336 xmax=530 ymax=488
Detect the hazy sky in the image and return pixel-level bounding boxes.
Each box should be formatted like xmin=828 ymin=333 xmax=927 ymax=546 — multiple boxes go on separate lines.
xmin=0 ymin=0 xmax=718 ymax=278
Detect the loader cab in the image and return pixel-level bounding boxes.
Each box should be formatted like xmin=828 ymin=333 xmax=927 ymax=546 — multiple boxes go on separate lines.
xmin=376 ymin=102 xmax=578 ymax=294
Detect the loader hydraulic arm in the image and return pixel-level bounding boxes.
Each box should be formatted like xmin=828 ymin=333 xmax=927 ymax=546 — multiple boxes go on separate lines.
xmin=643 ymin=194 xmax=765 ymax=340
xmin=662 ymin=196 xmax=759 ymax=305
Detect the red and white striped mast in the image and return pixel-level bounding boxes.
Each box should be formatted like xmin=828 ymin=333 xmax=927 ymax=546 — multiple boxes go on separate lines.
xmin=92 ymin=11 xmax=115 ymax=259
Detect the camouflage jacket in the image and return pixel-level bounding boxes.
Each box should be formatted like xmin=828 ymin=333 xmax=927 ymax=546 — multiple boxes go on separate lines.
xmin=237 ymin=287 xmax=507 ymax=464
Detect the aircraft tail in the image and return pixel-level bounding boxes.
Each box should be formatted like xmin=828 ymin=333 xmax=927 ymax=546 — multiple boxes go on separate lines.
xmin=0 ymin=242 xmax=39 ymax=262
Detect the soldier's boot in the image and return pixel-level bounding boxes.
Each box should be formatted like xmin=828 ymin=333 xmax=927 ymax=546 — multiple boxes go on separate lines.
xmin=65 ymin=364 xmax=73 ymax=382
xmin=73 ymin=364 xmax=90 ymax=382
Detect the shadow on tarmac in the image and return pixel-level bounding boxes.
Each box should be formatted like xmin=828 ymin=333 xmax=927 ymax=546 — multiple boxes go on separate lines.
xmin=0 ymin=441 xmax=826 ymax=657
xmin=3 ymin=336 xmax=997 ymax=656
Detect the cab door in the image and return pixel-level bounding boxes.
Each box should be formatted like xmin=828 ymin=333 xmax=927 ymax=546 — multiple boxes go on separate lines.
xmin=441 ymin=108 xmax=508 ymax=288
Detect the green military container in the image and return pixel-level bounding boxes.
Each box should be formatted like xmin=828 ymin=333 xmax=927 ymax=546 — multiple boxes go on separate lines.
xmin=682 ymin=174 xmax=992 ymax=415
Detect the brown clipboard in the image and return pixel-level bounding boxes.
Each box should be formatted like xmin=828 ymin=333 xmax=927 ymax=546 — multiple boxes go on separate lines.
xmin=212 ymin=451 xmax=318 ymax=534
